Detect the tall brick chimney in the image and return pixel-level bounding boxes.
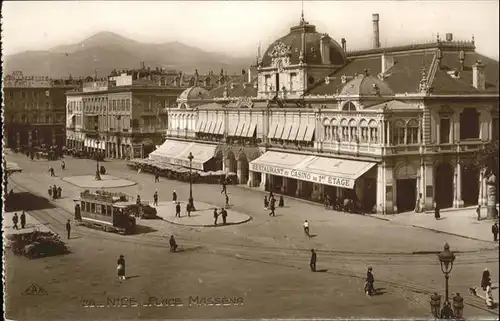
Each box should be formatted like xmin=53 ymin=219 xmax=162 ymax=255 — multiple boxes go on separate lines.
xmin=372 ymin=14 xmax=380 ymax=49
xmin=472 ymin=60 xmax=485 ymax=90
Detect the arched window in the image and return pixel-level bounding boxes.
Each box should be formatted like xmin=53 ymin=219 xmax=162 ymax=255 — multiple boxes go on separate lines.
xmin=348 ymin=119 xmax=357 ymax=142
xmin=368 ymin=120 xmax=379 ymax=143
xmin=330 ymin=118 xmax=338 ymax=141
xmin=340 ymin=119 xmax=348 ymax=141
xmin=322 ymin=118 xmax=330 ymax=141
xmin=359 ymin=119 xmax=369 ymax=143
xmin=342 ymin=101 xmax=357 ymax=111
xmin=407 ymin=119 xmax=419 ymax=144
xmin=392 ymin=119 xmax=405 ymax=145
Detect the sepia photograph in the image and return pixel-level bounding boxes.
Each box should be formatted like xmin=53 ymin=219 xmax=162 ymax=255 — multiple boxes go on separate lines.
xmin=2 ymin=1 xmax=499 ymax=320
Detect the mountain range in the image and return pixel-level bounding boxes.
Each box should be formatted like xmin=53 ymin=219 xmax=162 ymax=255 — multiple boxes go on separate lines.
xmin=4 ymin=31 xmax=254 ymax=78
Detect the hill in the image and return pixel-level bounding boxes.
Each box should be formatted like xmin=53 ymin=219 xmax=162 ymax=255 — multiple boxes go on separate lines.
xmin=4 ymin=31 xmax=253 ymax=77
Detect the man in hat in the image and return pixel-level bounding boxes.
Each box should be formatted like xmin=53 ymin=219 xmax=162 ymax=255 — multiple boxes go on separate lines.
xmin=186 ymin=202 xmax=192 ymax=217
xmin=172 ymin=190 xmax=177 ymax=203
xmin=155 ymin=172 xmax=160 ymax=183
xmin=153 ymin=191 xmax=158 ymax=207
xmin=221 ymin=208 xmax=228 ymax=224
xmin=310 ymin=249 xmax=317 ymax=272
xmin=476 ymin=205 xmax=482 ymax=221
xmin=225 ymin=194 xmax=229 ymax=208
xmin=66 ymin=220 xmax=71 ymax=239
xmin=213 ymin=208 xmax=219 ymax=225
xmin=12 ymin=213 xmax=19 ymax=230
xmin=492 ymin=223 xmax=498 ymax=242
xmin=169 ymin=235 xmax=178 ymax=252
xmin=175 ymin=202 xmax=181 ymax=218
xmin=20 ymin=211 xmax=26 ymax=229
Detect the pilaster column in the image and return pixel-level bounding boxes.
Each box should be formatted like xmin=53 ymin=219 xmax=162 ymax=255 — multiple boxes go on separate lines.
xmin=247 ymin=171 xmax=254 ymax=187
xmin=296 ymin=180 xmax=303 ymax=197
xmin=259 ymin=173 xmax=268 ymax=191
xmin=376 ymin=164 xmax=386 ymax=214
xmin=478 ymin=170 xmax=486 ymax=206
xmin=453 ymin=161 xmax=464 ymax=208
xmin=384 ymin=164 xmax=395 ymax=214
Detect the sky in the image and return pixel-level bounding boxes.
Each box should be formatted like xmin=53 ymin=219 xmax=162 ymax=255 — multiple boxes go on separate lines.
xmin=2 ymin=1 xmax=499 ymax=60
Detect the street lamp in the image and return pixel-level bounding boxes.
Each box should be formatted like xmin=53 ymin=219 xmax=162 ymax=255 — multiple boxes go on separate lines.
xmin=437 ymin=242 xmax=456 ymax=319
xmin=188 ymin=152 xmax=196 ymax=211
xmin=94 ymin=125 xmax=101 ymax=181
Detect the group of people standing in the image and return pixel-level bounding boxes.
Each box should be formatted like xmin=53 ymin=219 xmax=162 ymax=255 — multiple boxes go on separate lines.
xmin=11 ymin=212 xmax=27 ymax=230
xmin=48 ymin=184 xmax=63 ymax=199
xmin=264 ymin=192 xmax=284 ymax=217
xmin=213 ymin=208 xmax=228 ymax=225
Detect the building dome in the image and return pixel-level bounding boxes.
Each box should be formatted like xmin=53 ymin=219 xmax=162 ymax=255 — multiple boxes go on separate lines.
xmin=339 ymin=73 xmax=394 ymax=97
xmin=177 ymin=86 xmax=210 ymax=102
xmin=260 ymin=20 xmax=346 ymax=68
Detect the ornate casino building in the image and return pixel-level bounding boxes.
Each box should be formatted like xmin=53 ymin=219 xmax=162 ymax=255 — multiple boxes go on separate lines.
xmin=151 ymin=13 xmax=499 ymax=214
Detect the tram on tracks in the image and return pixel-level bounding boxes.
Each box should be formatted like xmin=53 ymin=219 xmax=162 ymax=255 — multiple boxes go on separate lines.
xmin=75 ymin=190 xmax=137 ymax=235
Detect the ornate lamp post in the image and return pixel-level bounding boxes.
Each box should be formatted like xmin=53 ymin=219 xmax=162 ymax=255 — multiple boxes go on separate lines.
xmin=94 ymin=125 xmax=101 ymax=181
xmin=188 ymin=152 xmax=196 ymax=211
xmin=437 ymin=242 xmax=456 ymax=319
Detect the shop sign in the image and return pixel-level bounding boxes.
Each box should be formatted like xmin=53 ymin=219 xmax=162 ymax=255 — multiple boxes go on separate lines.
xmin=250 ymin=163 xmax=354 ymax=189
xmin=169 ymin=158 xmax=204 ymax=171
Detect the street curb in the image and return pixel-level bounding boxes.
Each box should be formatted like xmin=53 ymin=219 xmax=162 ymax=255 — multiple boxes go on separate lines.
xmin=410 ymin=224 xmax=497 ymax=244
xmin=160 ymin=215 xmax=253 ymax=228
xmin=60 ymin=175 xmax=138 ymax=189
xmin=235 ymin=185 xmax=386 ymax=221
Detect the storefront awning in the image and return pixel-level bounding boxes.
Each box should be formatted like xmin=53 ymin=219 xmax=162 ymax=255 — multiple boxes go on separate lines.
xmin=231 ymin=123 xmax=240 ymax=137
xmin=149 ymin=140 xmax=216 ymax=171
xmin=304 ymin=125 xmax=315 ymax=141
xmin=281 ymin=123 xmax=293 ymax=140
xmin=245 ymin=122 xmax=257 ymax=137
xmin=289 ymin=123 xmax=300 ymax=141
xmin=6 ymin=162 xmax=23 ymax=173
xmin=268 ymin=123 xmax=278 ymax=139
xmin=197 ymin=120 xmax=205 ymax=133
xmin=217 ymin=121 xmax=224 ymax=135
xmin=249 ymin=151 xmax=377 ymax=189
xmin=238 ymin=123 xmax=247 ymax=137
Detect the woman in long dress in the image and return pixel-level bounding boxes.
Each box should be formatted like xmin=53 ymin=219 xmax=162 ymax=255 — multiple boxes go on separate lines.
xmin=117 ymin=255 xmax=126 ymax=280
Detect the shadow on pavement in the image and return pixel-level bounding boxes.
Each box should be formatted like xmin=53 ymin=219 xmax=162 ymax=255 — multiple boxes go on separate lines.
xmin=5 ymin=192 xmax=56 ymax=212
xmin=133 ymin=225 xmax=158 ymax=235
xmin=126 ymin=275 xmax=140 ymax=280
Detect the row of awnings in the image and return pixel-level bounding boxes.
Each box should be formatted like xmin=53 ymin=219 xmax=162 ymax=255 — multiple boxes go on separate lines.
xmin=197 ymin=120 xmax=224 ymax=135
xmin=84 ymin=139 xmax=105 ymax=149
xmin=268 ymin=123 xmax=314 ymax=141
xmin=230 ymin=122 xmax=257 ymax=138
xmin=249 ymin=151 xmax=376 ymax=189
xmin=149 ymin=140 xmax=217 ymax=171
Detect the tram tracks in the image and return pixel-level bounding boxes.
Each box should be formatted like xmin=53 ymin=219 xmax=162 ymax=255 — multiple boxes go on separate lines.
xmin=8 ymin=179 xmax=499 ymax=315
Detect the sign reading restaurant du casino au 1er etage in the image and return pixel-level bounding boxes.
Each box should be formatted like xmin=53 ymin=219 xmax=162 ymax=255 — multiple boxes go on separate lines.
xmin=250 ymin=163 xmax=355 ymax=189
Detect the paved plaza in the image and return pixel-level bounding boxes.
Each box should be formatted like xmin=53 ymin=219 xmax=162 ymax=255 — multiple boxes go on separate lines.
xmin=62 ymin=174 xmax=137 ymax=188
xmin=155 ymin=201 xmax=252 ymax=227
xmin=4 ymin=153 xmax=499 ymax=320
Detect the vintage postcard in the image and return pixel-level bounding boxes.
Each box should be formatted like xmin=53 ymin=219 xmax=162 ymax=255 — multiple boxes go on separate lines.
xmin=2 ymin=1 xmax=499 ymax=320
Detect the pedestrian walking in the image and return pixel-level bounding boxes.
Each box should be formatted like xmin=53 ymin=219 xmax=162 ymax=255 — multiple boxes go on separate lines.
xmin=213 ymin=208 xmax=219 ymax=225
xmin=172 ymin=190 xmax=177 ymax=203
xmin=221 ymin=208 xmax=228 ymax=224
xmin=279 ymin=195 xmax=284 ymax=208
xmin=186 ymin=202 xmax=191 ymax=217
xmin=434 ymin=203 xmax=440 ymax=220
xmin=225 ymin=194 xmax=229 ymax=208
xmin=153 ymin=191 xmax=158 ymax=206
xmin=221 ymin=181 xmax=227 ymax=194
xmin=137 ymin=167 xmax=142 ymax=174
xmin=66 ymin=220 xmax=71 ymax=239
xmin=476 ymin=205 xmax=481 ymax=221
xmin=269 ymin=202 xmax=276 ymax=216
xmin=20 ymin=211 xmax=26 ymax=229
xmin=57 ymin=186 xmax=62 ymax=199
xmin=136 ymin=195 xmax=141 ymax=206
xmin=155 ymin=173 xmax=160 ymax=183
xmin=48 ymin=186 xmax=53 ymax=198
xmin=310 ymin=249 xmax=317 ymax=272
xmin=12 ymin=213 xmax=19 ymax=230
xmin=492 ymin=223 xmax=498 ymax=242
xmin=169 ymin=235 xmax=178 ymax=252
xmin=117 ymin=255 xmax=126 ymax=280
xmin=175 ymin=202 xmax=181 ymax=218
xmin=481 ymin=268 xmax=491 ymax=291
xmin=303 ymin=220 xmax=310 ymax=237
xmin=52 ymin=185 xmax=57 ymax=200
xmin=269 ymin=191 xmax=274 ymax=200
xmin=61 ymin=160 xmax=65 ymax=170
xmin=264 ymin=196 xmax=269 ymax=209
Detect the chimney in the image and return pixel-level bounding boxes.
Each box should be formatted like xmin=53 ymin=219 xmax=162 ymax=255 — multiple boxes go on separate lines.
xmin=320 ymin=34 xmax=331 ymax=64
xmin=381 ymin=53 xmax=394 ymax=74
xmin=459 ymin=50 xmax=465 ymax=71
xmin=247 ymin=68 xmax=252 ymax=83
xmin=341 ymin=38 xmax=346 ymax=51
xmin=445 ymin=33 xmax=453 ymax=42
xmin=372 ymin=14 xmax=380 ymax=49
xmin=472 ymin=60 xmax=485 ymax=90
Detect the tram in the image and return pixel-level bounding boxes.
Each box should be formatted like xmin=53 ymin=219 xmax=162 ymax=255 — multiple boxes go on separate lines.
xmin=75 ymin=190 xmax=137 ymax=235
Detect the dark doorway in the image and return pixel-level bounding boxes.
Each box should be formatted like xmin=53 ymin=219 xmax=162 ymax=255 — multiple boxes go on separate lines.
xmin=286 ymin=178 xmax=297 ymax=197
xmin=238 ymin=154 xmax=249 ymax=185
xmin=226 ymin=152 xmax=237 ymax=173
xmin=396 ymin=179 xmax=417 ymax=212
xmin=269 ymin=175 xmax=283 ymax=194
xmin=462 ymin=166 xmax=479 ymax=206
xmin=363 ymin=178 xmax=377 ymax=213
xmin=142 ymin=143 xmax=155 ymax=158
xmin=435 ymin=163 xmax=454 ymax=209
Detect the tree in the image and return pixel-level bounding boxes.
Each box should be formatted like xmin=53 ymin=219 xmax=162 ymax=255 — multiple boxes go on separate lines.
xmin=466 ymin=139 xmax=499 ymax=218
